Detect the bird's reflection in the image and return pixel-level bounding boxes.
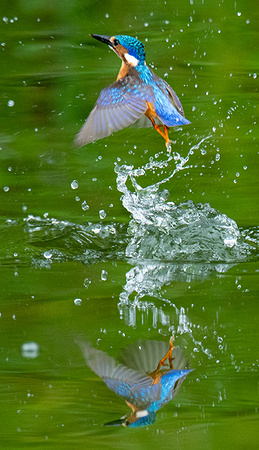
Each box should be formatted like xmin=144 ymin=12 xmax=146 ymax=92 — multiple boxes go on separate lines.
xmin=77 ymin=337 xmax=193 ymax=427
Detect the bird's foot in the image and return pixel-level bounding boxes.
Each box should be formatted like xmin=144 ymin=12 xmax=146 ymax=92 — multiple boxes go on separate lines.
xmin=151 ymin=123 xmax=172 ymax=148
xmin=155 ymin=336 xmax=175 ymax=372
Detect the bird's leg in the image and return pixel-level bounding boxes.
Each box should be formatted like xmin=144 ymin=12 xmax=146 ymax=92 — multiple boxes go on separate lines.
xmin=155 ymin=337 xmax=175 ymax=372
xmin=150 ymin=118 xmax=172 ymax=147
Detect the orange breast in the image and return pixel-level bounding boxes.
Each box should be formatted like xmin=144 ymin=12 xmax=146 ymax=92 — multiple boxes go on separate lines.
xmin=145 ymin=101 xmax=158 ymax=120
xmin=117 ymin=62 xmax=128 ymax=80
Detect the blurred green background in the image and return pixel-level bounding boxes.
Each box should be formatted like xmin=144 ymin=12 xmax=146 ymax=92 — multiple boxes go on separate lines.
xmin=0 ymin=0 xmax=258 ymax=448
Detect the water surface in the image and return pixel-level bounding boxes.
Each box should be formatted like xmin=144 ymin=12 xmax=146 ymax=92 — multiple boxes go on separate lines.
xmin=0 ymin=0 xmax=258 ymax=448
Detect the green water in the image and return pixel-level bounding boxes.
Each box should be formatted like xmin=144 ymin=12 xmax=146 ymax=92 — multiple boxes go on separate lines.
xmin=0 ymin=0 xmax=258 ymax=448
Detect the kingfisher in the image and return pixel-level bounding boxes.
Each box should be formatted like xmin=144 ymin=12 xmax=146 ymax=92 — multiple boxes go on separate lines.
xmin=75 ymin=34 xmax=191 ymax=148
xmin=77 ymin=337 xmax=193 ymax=427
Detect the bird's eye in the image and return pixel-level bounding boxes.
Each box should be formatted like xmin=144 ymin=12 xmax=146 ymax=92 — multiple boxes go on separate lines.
xmin=113 ymin=38 xmax=120 ymax=46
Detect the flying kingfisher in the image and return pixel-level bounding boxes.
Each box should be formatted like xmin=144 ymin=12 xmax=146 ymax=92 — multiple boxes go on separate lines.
xmin=77 ymin=337 xmax=193 ymax=427
xmin=75 ymin=34 xmax=191 ymax=148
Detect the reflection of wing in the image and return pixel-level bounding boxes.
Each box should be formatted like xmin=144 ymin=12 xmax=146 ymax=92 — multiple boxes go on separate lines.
xmin=103 ymin=364 xmax=159 ymax=409
xmin=119 ymin=340 xmax=168 ymax=373
xmin=76 ymin=340 xmax=117 ymax=377
xmin=105 ymin=368 xmax=191 ymax=411
xmin=161 ymin=369 xmax=193 ymax=405
xmin=77 ymin=340 xmax=192 ymax=411
xmin=74 ymin=73 xmax=150 ymax=147
xmin=77 ymin=340 xmax=157 ymax=408
xmin=119 ymin=340 xmax=189 ymax=374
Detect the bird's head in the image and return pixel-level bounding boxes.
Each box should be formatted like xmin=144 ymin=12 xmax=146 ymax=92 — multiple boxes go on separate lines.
xmin=104 ymin=410 xmax=156 ymax=428
xmin=91 ymin=34 xmax=146 ymax=66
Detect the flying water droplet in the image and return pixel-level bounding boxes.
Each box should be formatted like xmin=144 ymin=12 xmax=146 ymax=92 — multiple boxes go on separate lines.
xmin=74 ymin=298 xmax=82 ymax=306
xmin=71 ymin=180 xmax=79 ymax=190
xmin=99 ymin=209 xmax=106 ymax=220
xmin=101 ymin=270 xmax=108 ymax=281
xmin=21 ymin=342 xmax=39 ymax=359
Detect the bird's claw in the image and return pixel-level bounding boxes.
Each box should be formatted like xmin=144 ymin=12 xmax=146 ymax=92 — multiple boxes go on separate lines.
xmin=155 ymin=336 xmax=175 ymax=372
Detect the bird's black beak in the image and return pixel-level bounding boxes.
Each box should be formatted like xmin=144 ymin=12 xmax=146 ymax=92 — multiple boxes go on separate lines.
xmin=91 ymin=34 xmax=113 ymax=47
xmin=103 ymin=418 xmax=125 ymax=427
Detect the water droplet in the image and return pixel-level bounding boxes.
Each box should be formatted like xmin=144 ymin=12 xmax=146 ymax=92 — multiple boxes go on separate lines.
xmin=99 ymin=209 xmax=106 ymax=220
xmin=21 ymin=342 xmax=39 ymax=359
xmin=81 ymin=200 xmax=89 ymax=211
xmin=224 ymin=237 xmax=237 ymax=248
xmin=101 ymin=270 xmax=108 ymax=281
xmin=44 ymin=251 xmax=52 ymax=259
xmin=84 ymin=278 xmax=91 ymax=288
xmin=74 ymin=298 xmax=82 ymax=306
xmin=71 ymin=180 xmax=79 ymax=190
xmin=92 ymin=224 xmax=101 ymax=234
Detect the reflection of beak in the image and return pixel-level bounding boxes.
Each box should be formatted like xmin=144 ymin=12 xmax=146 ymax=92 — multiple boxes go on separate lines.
xmin=104 ymin=417 xmax=125 ymax=427
xmin=91 ymin=34 xmax=113 ymax=47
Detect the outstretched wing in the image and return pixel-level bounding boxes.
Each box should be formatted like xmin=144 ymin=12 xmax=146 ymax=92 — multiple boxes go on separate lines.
xmin=103 ymin=364 xmax=157 ymax=406
xmin=76 ymin=340 xmax=117 ymax=378
xmin=119 ymin=339 xmax=169 ymax=373
xmin=74 ymin=73 xmax=149 ymax=147
xmin=119 ymin=340 xmax=190 ymax=374
xmin=77 ymin=340 xmax=157 ymax=408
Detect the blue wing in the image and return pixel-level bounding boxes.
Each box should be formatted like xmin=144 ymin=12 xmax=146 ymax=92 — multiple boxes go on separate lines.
xmin=134 ymin=65 xmax=190 ymax=128
xmin=105 ymin=368 xmax=192 ymax=411
xmin=119 ymin=340 xmax=189 ymax=374
xmin=74 ymin=73 xmax=149 ymax=147
xmin=152 ymin=74 xmax=191 ymax=128
xmin=77 ymin=340 xmax=192 ymax=411
xmin=154 ymin=87 xmax=190 ymax=127
xmin=77 ymin=340 xmax=159 ymax=408
xmin=103 ymin=365 xmax=158 ymax=407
